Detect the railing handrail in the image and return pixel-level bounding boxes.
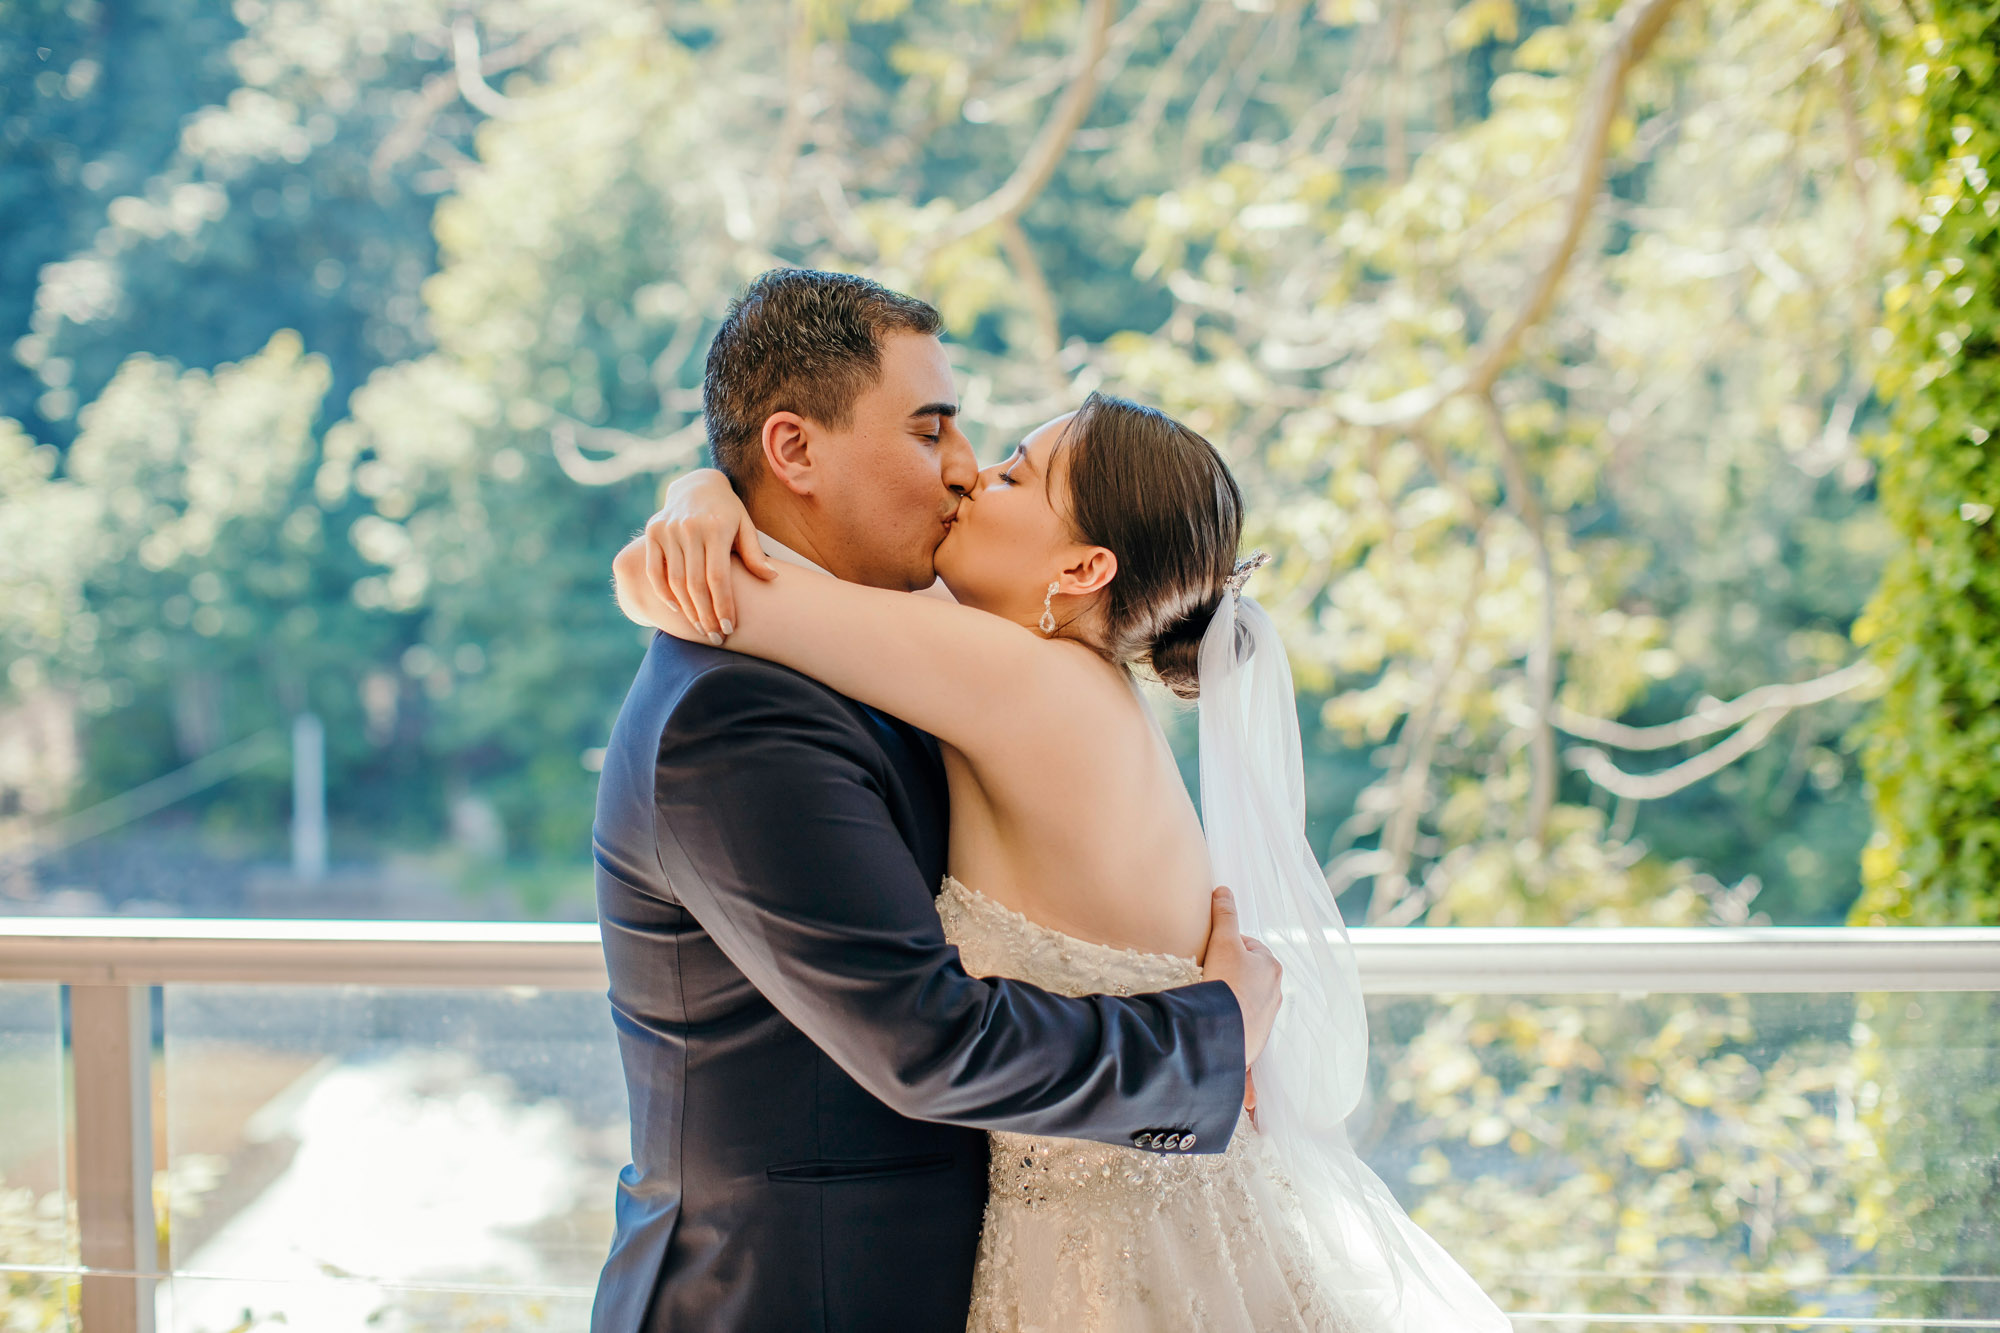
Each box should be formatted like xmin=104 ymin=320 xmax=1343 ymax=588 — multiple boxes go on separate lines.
xmin=2 ymin=918 xmax=1997 ymax=992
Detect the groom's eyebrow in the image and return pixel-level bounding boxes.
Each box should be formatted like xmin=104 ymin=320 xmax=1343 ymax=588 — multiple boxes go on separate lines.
xmin=908 ymin=402 xmax=959 ymax=421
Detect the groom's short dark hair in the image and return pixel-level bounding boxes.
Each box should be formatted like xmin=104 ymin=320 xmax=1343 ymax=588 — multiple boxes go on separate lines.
xmin=703 ymin=268 xmax=943 ymax=487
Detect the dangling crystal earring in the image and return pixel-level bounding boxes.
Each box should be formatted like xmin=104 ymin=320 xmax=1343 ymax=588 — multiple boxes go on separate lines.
xmin=1039 ymin=581 xmax=1059 ymax=636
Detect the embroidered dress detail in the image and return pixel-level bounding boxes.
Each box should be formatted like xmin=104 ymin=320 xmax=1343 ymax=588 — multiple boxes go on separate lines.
xmin=937 ymin=876 xmax=1361 ymax=1333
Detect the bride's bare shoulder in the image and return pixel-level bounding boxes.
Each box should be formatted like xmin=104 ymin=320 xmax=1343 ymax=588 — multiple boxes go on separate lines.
xmin=999 ymin=640 xmax=1168 ymax=757
xmin=1030 ymin=639 xmax=1147 ymax=704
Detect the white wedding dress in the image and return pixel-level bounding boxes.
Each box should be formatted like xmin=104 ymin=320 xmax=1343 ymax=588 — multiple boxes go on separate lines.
xmin=932 ymin=586 xmax=1510 ymax=1333
xmin=938 ymin=875 xmax=1362 ymax=1333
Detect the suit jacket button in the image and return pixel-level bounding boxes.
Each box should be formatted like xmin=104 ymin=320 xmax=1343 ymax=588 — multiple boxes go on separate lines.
xmin=1160 ymin=1133 xmax=1181 ymax=1150
xmin=1180 ymin=1133 xmax=1197 ymax=1150
xmin=1133 ymin=1132 xmax=1154 ymax=1149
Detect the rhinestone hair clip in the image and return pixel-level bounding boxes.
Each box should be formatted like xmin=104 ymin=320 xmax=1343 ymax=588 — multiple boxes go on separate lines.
xmin=1225 ymin=550 xmax=1270 ymax=595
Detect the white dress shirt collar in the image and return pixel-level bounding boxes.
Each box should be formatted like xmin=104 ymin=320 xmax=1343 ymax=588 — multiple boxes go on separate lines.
xmin=756 ymin=532 xmax=831 ymax=577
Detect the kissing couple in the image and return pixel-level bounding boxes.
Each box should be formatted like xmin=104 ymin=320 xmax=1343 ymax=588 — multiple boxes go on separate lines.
xmin=589 ymin=268 xmax=1509 ymax=1331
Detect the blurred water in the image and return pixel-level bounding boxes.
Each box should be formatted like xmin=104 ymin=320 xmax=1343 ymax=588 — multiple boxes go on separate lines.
xmin=157 ymin=986 xmax=624 ymax=1332
xmin=160 ymin=1051 xmax=602 ymax=1331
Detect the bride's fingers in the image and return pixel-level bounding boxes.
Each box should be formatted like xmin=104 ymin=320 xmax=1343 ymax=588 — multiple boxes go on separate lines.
xmin=702 ymin=520 xmax=737 ymax=634
xmin=642 ymin=529 xmax=676 ymax=617
xmin=681 ymin=532 xmax=717 ymax=636
xmin=736 ymin=513 xmax=778 ymax=581
xmin=663 ymin=537 xmax=695 ymax=633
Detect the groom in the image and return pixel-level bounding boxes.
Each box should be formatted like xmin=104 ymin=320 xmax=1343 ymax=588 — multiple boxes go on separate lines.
xmin=591 ymin=267 xmax=1280 ymax=1332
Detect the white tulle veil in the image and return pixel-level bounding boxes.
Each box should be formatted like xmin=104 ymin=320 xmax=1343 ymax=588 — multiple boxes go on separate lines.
xmin=1197 ymin=570 xmax=1513 ymax=1331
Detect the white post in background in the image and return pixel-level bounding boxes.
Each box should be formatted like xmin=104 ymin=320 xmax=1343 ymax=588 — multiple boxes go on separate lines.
xmin=291 ymin=711 xmax=326 ymax=883
xmin=71 ymin=984 xmax=157 ymax=1333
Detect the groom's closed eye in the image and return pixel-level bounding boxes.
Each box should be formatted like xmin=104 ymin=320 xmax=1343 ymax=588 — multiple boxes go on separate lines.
xmin=909 ymin=402 xmax=959 ymax=444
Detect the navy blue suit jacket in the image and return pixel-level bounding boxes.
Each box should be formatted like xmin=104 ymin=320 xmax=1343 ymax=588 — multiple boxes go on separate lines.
xmin=591 ymin=632 xmax=1245 ymax=1332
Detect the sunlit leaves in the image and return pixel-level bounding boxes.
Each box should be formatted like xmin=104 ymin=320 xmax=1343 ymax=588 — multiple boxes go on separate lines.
xmin=1849 ymin=8 xmax=2000 ymax=1311
xmin=1375 ymin=991 xmax=1892 ymax=1317
xmin=1855 ymin=0 xmax=2000 ymax=930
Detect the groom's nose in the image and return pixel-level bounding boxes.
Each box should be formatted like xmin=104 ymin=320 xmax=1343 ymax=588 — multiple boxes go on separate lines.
xmin=939 ymin=424 xmax=978 ymax=498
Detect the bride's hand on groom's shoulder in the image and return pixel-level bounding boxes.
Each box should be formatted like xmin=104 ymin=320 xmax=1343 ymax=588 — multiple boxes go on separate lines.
xmin=615 ymin=468 xmax=778 ymax=643
xmin=1199 ymin=886 xmax=1283 ymax=1069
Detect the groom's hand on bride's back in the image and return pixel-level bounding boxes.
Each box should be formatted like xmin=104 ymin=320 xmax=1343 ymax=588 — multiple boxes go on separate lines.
xmin=1200 ymin=886 xmax=1282 ymax=1066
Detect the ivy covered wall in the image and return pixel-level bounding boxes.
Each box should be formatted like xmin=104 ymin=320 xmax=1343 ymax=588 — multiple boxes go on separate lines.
xmin=1854 ymin=0 xmax=2000 ymax=927
xmin=1853 ymin=0 xmax=1999 ymax=1318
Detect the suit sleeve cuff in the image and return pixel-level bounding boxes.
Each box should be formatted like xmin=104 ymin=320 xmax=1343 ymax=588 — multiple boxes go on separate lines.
xmin=1170 ymin=978 xmax=1246 ymax=1153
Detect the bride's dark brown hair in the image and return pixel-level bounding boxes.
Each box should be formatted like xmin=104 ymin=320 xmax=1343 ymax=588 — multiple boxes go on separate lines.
xmin=1049 ymin=393 xmax=1243 ymax=699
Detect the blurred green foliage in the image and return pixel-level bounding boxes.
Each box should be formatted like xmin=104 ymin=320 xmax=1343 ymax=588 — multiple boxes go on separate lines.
xmin=0 ymin=0 xmax=1920 ymax=925
xmin=1853 ymin=0 xmax=2000 ymax=928
xmin=1372 ymin=989 xmax=1900 ymax=1322
xmin=1847 ymin=0 xmax=2000 ymax=1319
xmin=0 ymin=2 xmax=1990 ymax=1320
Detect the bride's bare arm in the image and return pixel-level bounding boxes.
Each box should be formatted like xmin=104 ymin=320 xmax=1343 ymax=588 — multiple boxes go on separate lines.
xmin=613 ymin=533 xmax=1088 ymax=763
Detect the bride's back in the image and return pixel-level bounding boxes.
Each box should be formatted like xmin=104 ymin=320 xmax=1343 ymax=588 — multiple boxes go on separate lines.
xmin=937 ymin=639 xmax=1217 ymax=961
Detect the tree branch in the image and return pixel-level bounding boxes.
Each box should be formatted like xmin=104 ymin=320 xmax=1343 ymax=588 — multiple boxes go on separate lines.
xmin=1564 ymin=707 xmax=1788 ymax=801
xmin=1097 ymin=0 xmax=1224 ymax=155
xmin=1561 ymin=661 xmax=1880 ymax=801
xmin=452 ymin=19 xmax=529 ymax=119
xmin=1000 ymin=217 xmax=1063 ymax=363
xmin=757 ymin=0 xmax=819 ymax=243
xmin=373 ymin=19 xmax=576 ymax=178
xmin=1367 ymin=534 xmax=1492 ymax=924
xmin=1333 ymin=0 xmax=1688 ymax=427
xmin=1482 ymin=393 xmax=1558 ymax=849
xmin=1553 ymin=660 xmax=1879 ymax=750
xmin=926 ymin=0 xmax=1117 ymax=251
xmin=550 ymin=418 xmax=706 ymax=486
xmin=1177 ymin=9 xmax=1260 ymax=180
xmin=1282 ymin=15 xmax=1386 ymax=161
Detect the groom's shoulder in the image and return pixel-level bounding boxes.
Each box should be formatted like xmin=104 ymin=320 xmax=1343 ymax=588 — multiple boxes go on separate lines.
xmin=627 ymin=631 xmax=861 ymax=736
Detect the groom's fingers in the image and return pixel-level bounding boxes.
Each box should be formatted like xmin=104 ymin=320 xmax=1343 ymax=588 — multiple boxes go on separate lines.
xmin=1209 ymin=886 xmax=1240 ymax=941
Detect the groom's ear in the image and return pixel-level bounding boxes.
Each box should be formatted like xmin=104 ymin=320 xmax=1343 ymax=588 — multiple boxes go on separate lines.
xmin=760 ymin=411 xmax=815 ymax=496
xmin=1061 ymin=547 xmax=1118 ymax=598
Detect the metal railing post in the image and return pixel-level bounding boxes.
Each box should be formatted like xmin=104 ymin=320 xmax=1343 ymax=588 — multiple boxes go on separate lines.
xmin=70 ymin=983 xmax=157 ymax=1333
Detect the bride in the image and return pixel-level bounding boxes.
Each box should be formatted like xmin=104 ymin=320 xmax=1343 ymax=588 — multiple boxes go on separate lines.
xmin=611 ymin=392 xmax=1509 ymax=1331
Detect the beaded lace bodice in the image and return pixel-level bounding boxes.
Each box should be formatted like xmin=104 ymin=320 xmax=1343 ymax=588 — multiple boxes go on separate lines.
xmin=937 ymin=875 xmax=1242 ymax=1207
xmin=936 ymin=875 xmax=1350 ymax=1331
xmin=937 ymin=875 xmax=1203 ymax=997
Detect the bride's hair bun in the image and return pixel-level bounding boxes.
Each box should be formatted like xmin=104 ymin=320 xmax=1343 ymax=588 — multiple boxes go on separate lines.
xmin=1144 ymin=552 xmax=1268 ymax=698
xmin=1051 ymin=394 xmax=1243 ymax=700
xmin=1146 ymin=602 xmax=1217 ymax=701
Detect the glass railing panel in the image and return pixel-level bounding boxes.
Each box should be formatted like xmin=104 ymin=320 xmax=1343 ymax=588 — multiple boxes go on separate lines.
xmin=1357 ymin=990 xmax=2000 ymax=1328
xmin=0 ymin=983 xmax=73 ymax=1332
xmin=155 ymin=1275 xmax=595 ymax=1332
xmin=100 ymin=966 xmax=1995 ymax=1329
xmin=158 ymin=984 xmax=625 ymax=1330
